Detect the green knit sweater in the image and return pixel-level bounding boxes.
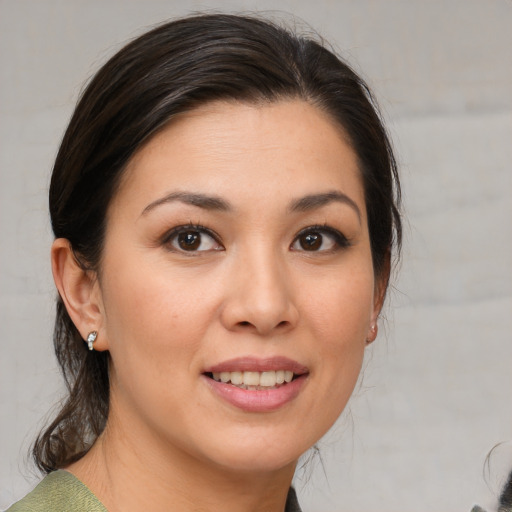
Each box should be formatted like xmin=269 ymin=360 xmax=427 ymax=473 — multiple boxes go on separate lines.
xmin=7 ymin=470 xmax=107 ymax=511
xmin=7 ymin=470 xmax=302 ymax=511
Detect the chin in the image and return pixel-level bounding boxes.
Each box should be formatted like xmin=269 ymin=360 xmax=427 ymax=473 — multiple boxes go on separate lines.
xmin=214 ymin=449 xmax=299 ymax=475
xmin=196 ymin=428 xmax=315 ymax=475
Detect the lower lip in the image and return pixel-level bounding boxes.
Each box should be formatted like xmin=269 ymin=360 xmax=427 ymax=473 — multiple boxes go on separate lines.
xmin=203 ymin=374 xmax=307 ymax=413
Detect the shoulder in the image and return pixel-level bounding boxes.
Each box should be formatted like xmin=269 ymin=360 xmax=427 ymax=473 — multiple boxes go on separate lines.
xmin=6 ymin=470 xmax=107 ymax=512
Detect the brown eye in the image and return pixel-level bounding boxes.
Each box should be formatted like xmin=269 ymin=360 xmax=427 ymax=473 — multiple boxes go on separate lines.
xmin=299 ymin=233 xmax=322 ymax=251
xmin=291 ymin=226 xmax=348 ymax=252
xmin=177 ymin=231 xmax=201 ymax=250
xmin=165 ymin=226 xmax=222 ymax=253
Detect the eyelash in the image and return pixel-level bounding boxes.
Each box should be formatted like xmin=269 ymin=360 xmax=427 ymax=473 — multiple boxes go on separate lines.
xmin=162 ymin=223 xmax=223 ymax=253
xmin=161 ymin=223 xmax=350 ymax=254
xmin=291 ymin=224 xmax=351 ymax=253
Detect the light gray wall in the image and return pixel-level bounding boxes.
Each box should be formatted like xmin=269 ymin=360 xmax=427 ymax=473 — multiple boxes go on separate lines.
xmin=1 ymin=1 xmax=511 ymax=511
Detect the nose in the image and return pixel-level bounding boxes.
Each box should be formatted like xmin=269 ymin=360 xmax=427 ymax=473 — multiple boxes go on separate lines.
xmin=220 ymin=249 xmax=299 ymax=337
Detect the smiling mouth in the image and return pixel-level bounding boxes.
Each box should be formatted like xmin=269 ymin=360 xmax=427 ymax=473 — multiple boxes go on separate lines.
xmin=205 ymin=370 xmax=300 ymax=390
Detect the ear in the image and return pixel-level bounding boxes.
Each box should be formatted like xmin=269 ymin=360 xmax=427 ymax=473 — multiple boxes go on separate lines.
xmin=366 ymin=252 xmax=391 ymax=345
xmin=51 ymin=238 xmax=108 ymax=351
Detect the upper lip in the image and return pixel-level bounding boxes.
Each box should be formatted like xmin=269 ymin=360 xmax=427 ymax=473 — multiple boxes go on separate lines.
xmin=203 ymin=356 xmax=309 ymax=375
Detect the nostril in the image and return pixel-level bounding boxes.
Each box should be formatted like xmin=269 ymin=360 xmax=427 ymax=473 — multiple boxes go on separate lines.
xmin=237 ymin=320 xmax=289 ymax=330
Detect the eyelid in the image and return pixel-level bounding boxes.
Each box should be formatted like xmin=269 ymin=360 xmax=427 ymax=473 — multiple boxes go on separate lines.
xmin=161 ymin=223 xmax=349 ymax=253
xmin=291 ymin=224 xmax=351 ymax=251
xmin=161 ymin=223 xmax=224 ymax=252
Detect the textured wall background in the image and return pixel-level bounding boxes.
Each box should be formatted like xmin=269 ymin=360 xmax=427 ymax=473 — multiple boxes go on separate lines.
xmin=1 ymin=1 xmax=511 ymax=511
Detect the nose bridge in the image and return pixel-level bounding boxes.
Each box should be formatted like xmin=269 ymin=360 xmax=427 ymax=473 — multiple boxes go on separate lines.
xmin=222 ymin=240 xmax=298 ymax=335
xmin=244 ymin=243 xmax=286 ymax=304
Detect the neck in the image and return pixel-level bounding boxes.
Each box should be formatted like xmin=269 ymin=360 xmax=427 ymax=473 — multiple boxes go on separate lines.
xmin=67 ymin=413 xmax=296 ymax=512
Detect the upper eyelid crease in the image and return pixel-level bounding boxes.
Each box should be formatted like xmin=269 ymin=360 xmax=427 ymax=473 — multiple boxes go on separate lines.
xmin=294 ymin=225 xmax=351 ymax=248
xmin=163 ymin=224 xmax=348 ymax=243
xmin=162 ymin=224 xmax=219 ymax=241
xmin=162 ymin=224 xmax=224 ymax=253
xmin=161 ymin=224 xmax=349 ymax=255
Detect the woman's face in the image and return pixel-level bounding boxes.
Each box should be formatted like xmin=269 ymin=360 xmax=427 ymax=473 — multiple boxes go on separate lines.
xmin=95 ymin=100 xmax=382 ymax=473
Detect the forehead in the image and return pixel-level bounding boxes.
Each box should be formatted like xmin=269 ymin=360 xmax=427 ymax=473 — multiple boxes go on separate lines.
xmin=113 ymin=99 xmax=365 ymax=216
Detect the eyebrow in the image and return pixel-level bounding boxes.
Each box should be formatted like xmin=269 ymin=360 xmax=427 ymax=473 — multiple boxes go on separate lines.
xmin=141 ymin=191 xmax=231 ymax=216
xmin=141 ymin=189 xmax=361 ymax=221
xmin=289 ymin=191 xmax=361 ymax=222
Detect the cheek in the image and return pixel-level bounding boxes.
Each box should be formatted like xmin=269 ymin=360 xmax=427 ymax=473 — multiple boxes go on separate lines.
xmin=303 ymin=264 xmax=374 ymax=402
xmin=99 ymin=261 xmax=220 ymax=379
xmin=103 ymin=249 xmax=212 ymax=327
xmin=305 ymin=264 xmax=375 ymax=341
xmin=99 ymin=268 xmax=219 ymax=428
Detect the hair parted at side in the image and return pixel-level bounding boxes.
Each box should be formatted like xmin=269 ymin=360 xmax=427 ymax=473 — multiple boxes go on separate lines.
xmin=34 ymin=12 xmax=402 ymax=473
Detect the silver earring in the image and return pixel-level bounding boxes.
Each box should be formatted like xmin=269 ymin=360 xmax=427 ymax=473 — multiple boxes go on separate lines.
xmin=87 ymin=331 xmax=98 ymax=351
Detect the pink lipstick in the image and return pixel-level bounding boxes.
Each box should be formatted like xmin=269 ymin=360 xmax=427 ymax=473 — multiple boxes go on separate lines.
xmin=202 ymin=356 xmax=309 ymax=412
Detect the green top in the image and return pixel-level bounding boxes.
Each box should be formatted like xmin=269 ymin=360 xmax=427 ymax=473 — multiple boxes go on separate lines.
xmin=7 ymin=470 xmax=107 ymax=512
xmin=7 ymin=470 xmax=302 ymax=512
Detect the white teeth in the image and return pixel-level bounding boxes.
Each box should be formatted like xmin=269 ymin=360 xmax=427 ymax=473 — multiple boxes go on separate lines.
xmin=259 ymin=371 xmax=276 ymax=387
xmin=230 ymin=371 xmax=243 ymax=385
xmin=210 ymin=370 xmax=297 ymax=388
xmin=243 ymin=371 xmax=260 ymax=386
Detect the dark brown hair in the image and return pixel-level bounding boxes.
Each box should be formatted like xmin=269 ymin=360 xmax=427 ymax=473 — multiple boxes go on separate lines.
xmin=34 ymin=13 xmax=402 ymax=473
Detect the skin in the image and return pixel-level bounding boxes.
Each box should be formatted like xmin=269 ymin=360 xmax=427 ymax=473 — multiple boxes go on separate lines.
xmin=52 ymin=100 xmax=385 ymax=512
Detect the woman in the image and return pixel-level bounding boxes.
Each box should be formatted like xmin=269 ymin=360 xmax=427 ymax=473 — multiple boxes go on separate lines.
xmin=8 ymin=13 xmax=401 ymax=512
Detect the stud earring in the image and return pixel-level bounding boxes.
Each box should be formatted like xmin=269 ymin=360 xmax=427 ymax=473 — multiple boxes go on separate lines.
xmin=86 ymin=331 xmax=98 ymax=351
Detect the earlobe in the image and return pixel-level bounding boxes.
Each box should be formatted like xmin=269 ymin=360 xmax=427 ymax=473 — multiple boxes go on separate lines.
xmin=367 ymin=255 xmax=391 ymax=345
xmin=366 ymin=322 xmax=378 ymax=345
xmin=51 ymin=238 xmax=107 ymax=350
